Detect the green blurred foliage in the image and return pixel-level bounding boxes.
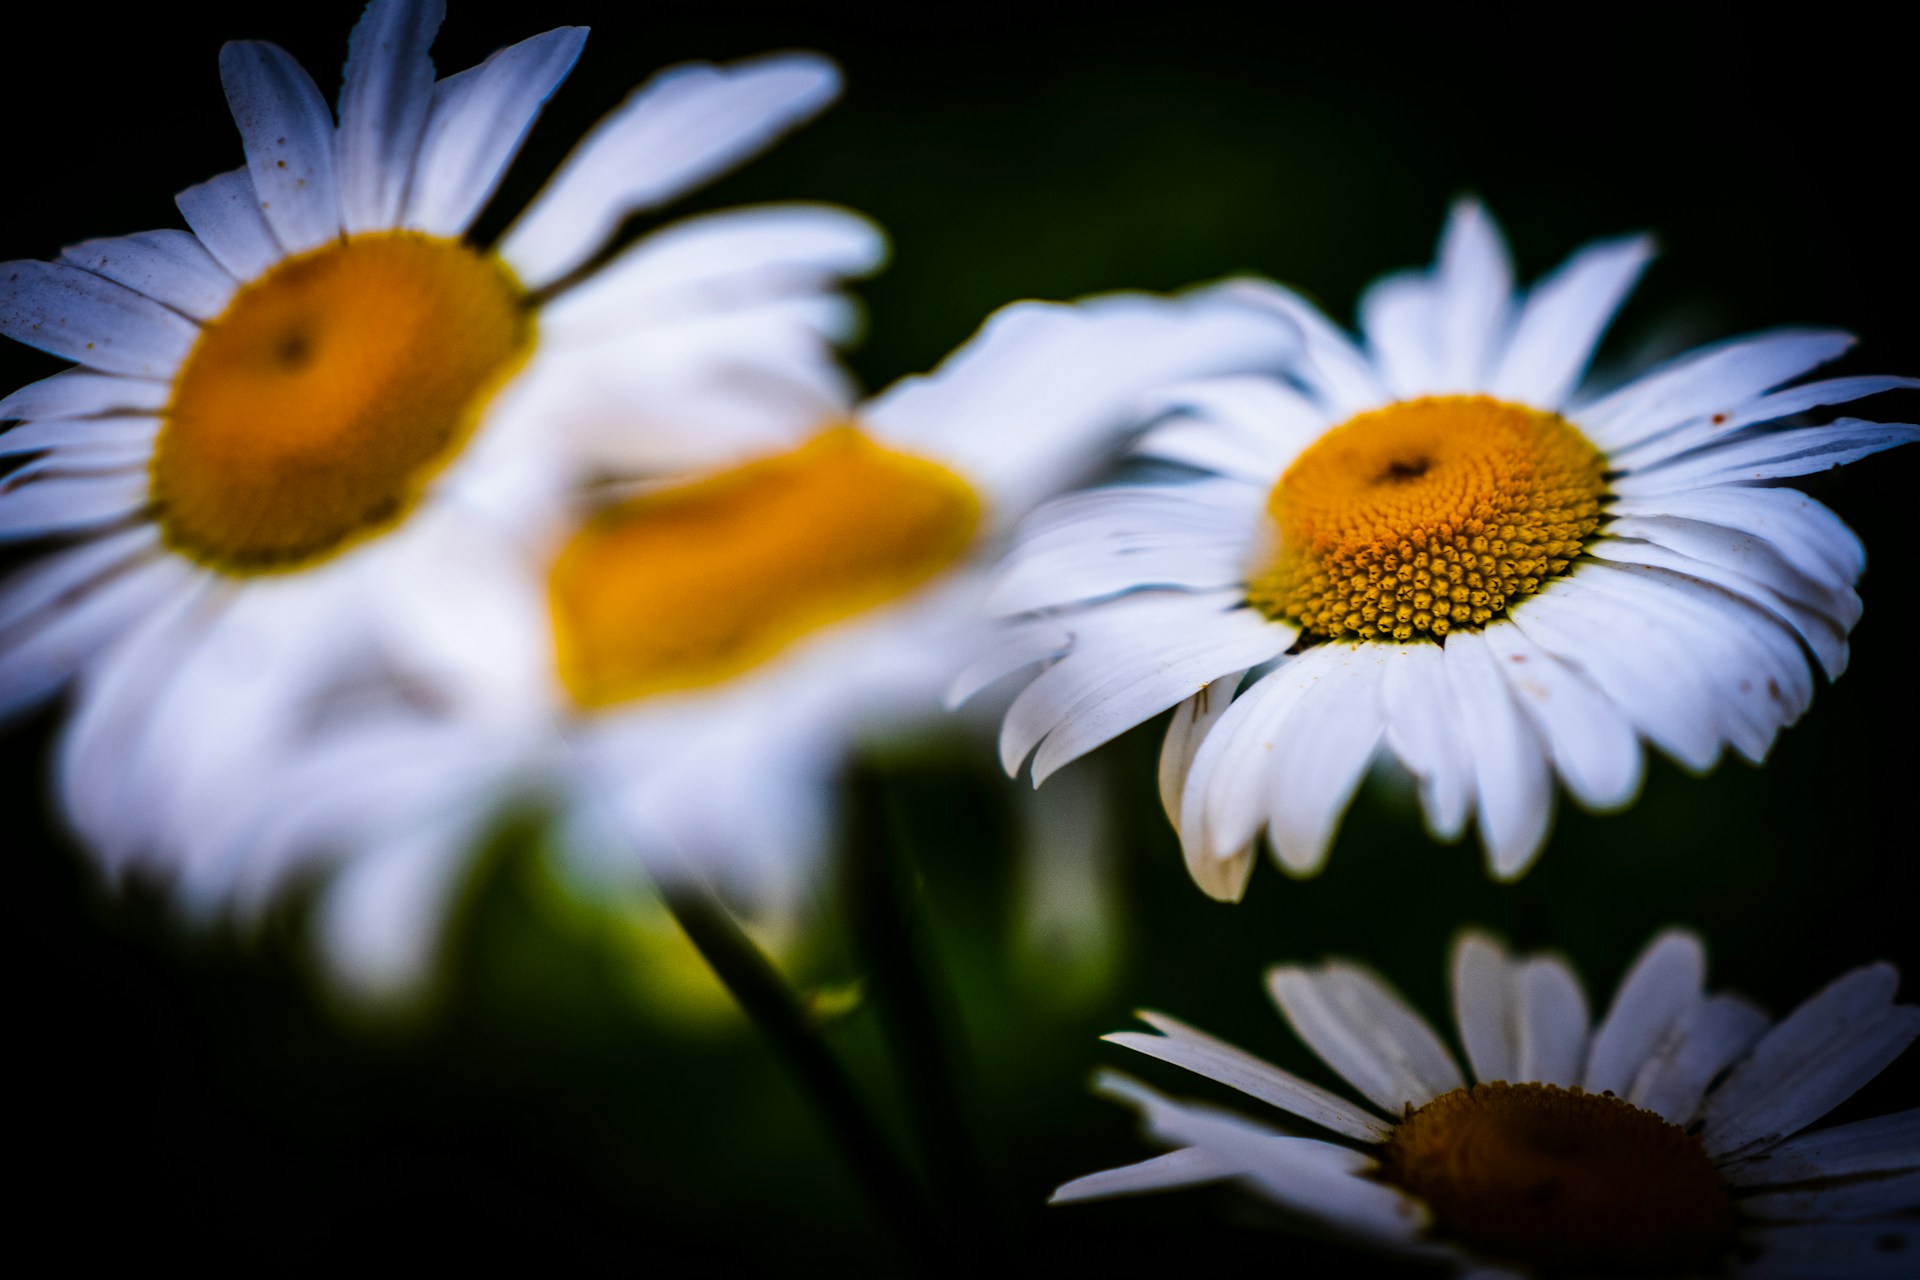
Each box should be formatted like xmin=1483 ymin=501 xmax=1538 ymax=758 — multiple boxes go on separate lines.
xmin=4 ymin=2 xmax=1915 ymax=1271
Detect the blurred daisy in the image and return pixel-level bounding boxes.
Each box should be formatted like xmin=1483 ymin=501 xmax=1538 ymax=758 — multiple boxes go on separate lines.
xmin=107 ymin=288 xmax=1298 ymax=1000
xmin=1058 ymin=930 xmax=1920 ymax=1279
xmin=984 ymin=200 xmax=1918 ymax=896
xmin=0 ymin=1 xmax=879 ymax=754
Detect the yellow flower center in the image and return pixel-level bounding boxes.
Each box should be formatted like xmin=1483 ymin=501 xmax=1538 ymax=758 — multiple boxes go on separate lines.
xmin=548 ymin=426 xmax=983 ymax=709
xmin=152 ymin=231 xmax=531 ymax=573
xmin=1381 ymin=1082 xmax=1736 ymax=1272
xmin=1247 ymin=395 xmax=1607 ymax=640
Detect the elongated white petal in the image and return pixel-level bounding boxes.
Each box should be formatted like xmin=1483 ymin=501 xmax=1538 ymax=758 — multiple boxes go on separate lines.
xmin=0 ymin=555 xmax=187 ymax=720
xmin=219 ymin=40 xmax=341 ymax=252
xmin=1605 ymin=515 xmax=1858 ymax=635
xmin=1574 ymin=328 xmax=1854 ymax=451
xmin=405 ymin=26 xmax=588 ymax=235
xmin=1452 ymin=931 xmax=1518 ymax=1084
xmin=314 ymin=810 xmax=480 ymax=1004
xmin=1482 ymin=621 xmax=1644 ymax=813
xmin=1359 ymin=268 xmax=1444 ymax=398
xmin=501 ymin=54 xmax=840 ymax=288
xmin=0 ymin=469 xmax=149 ymax=539
xmin=1443 ymin=628 xmax=1553 ymax=879
xmin=1268 ymin=961 xmax=1464 ymax=1113
xmin=1133 ymin=374 xmax=1329 ymax=478
xmin=1110 ymin=1011 xmax=1392 ymax=1141
xmin=60 ymin=229 xmax=235 ymax=322
xmin=0 ymin=260 xmax=197 ymax=377
xmin=1612 ymin=419 xmax=1919 ymax=494
xmin=1738 ymin=1222 xmax=1920 ymax=1279
xmin=0 ymin=369 xmax=168 ymax=422
xmin=1180 ymin=652 xmax=1317 ymax=863
xmin=1739 ymin=1170 xmax=1920 ymax=1223
xmin=1159 ymin=672 xmax=1244 ymax=897
xmin=175 ymin=167 xmax=284 ymax=281
xmin=1380 ymin=640 xmax=1473 ymax=841
xmin=946 ymin=619 xmax=1071 ymax=710
xmin=1705 ymin=964 xmax=1920 ymax=1161
xmin=1432 ymin=197 xmax=1513 ymax=391
xmin=1609 ymin=486 xmax=1863 ymax=588
xmin=1052 ymin=1146 xmax=1233 ymax=1203
xmin=1218 ymin=279 xmax=1386 ymax=418
xmin=1628 ymin=993 xmax=1770 ymax=1124
xmin=1722 ymin=1109 xmax=1920 ymax=1188
xmin=1515 ymin=955 xmax=1591 ymax=1087
xmin=1489 ymin=232 xmax=1655 ymax=410
xmin=1262 ymin=645 xmax=1390 ymax=874
xmin=338 ymin=0 xmax=443 ymax=232
xmin=0 ymin=416 xmax=159 ymax=462
xmin=1584 ymin=929 xmax=1707 ymax=1098
xmin=1612 ymin=374 xmax=1920 ymax=469
xmin=0 ymin=526 xmax=157 ymax=636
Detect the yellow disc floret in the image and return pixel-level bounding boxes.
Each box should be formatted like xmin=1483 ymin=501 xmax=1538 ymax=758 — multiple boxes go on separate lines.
xmin=549 ymin=426 xmax=983 ymax=709
xmin=153 ymin=231 xmax=531 ymax=573
xmin=1381 ymin=1082 xmax=1736 ymax=1271
xmin=1248 ymin=395 xmax=1607 ymax=640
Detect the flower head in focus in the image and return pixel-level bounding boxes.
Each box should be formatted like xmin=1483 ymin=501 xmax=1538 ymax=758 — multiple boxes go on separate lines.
xmin=1058 ymin=930 xmax=1920 ymax=1278
xmin=0 ymin=0 xmax=881 ymax=834
xmin=95 ymin=285 xmax=1299 ymax=1000
xmin=981 ymin=200 xmax=1918 ymax=898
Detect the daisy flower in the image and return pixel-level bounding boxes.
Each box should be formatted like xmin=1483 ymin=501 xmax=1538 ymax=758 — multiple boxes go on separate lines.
xmin=985 ymin=200 xmax=1918 ymax=896
xmin=0 ymin=1 xmax=881 ymax=759
xmin=1057 ymin=930 xmax=1920 ymax=1279
xmin=98 ymin=287 xmax=1299 ymax=999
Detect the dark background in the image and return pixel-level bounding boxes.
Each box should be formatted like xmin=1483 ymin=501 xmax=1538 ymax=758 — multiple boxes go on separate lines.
xmin=5 ymin=3 xmax=1915 ymax=1272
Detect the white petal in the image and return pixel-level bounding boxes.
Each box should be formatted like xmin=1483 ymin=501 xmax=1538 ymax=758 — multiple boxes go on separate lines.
xmin=1739 ymin=1171 xmax=1920 ymax=1223
xmin=1609 ymin=486 xmax=1863 ymax=588
xmin=1108 ymin=1011 xmax=1392 ymax=1141
xmin=60 ymin=230 xmax=235 ymax=322
xmin=1216 ymin=279 xmax=1386 ymax=418
xmin=175 ymin=167 xmax=284 ymax=281
xmin=1002 ymin=594 xmax=1291 ymax=783
xmin=1482 ymin=621 xmax=1643 ymax=812
xmin=0 ymin=526 xmax=157 ymax=636
xmin=1267 ymin=961 xmax=1465 ymax=1113
xmin=1051 ymin=1147 xmax=1233 ymax=1204
xmin=1705 ymin=964 xmax=1920 ymax=1161
xmin=1605 ymin=515 xmax=1859 ymax=635
xmin=500 ymin=54 xmax=840 ymax=289
xmin=1091 ymin=1071 xmax=1431 ymax=1243
xmin=1574 ymin=328 xmax=1855 ymax=451
xmin=0 ymin=469 xmax=149 ymax=540
xmin=1612 ymin=374 xmax=1920 ymax=469
xmin=314 ymin=811 xmax=478 ymax=1004
xmin=337 ymin=0 xmax=444 ymax=232
xmin=1628 ymin=993 xmax=1770 ymax=1124
xmin=0 ymin=369 xmax=168 ymax=422
xmin=541 ymin=203 xmax=885 ymax=340
xmin=0 ymin=554 xmax=187 ymax=719
xmin=1514 ymin=955 xmax=1591 ymax=1087
xmin=1261 ymin=645 xmax=1389 ymax=874
xmin=1722 ymin=1110 xmax=1920 ymax=1188
xmin=1158 ymin=672 xmax=1248 ymax=900
xmin=1737 ymin=1223 xmax=1920 ymax=1279
xmin=1431 ymin=197 xmax=1514 ymax=390
xmin=1380 ymin=641 xmax=1473 ymax=841
xmin=1443 ymin=628 xmax=1553 ymax=879
xmin=866 ymin=288 xmax=1299 ymax=519
xmin=0 ymin=416 xmax=160 ymax=462
xmin=1611 ymin=419 xmax=1919 ymax=494
xmin=405 ymin=26 xmax=588 ymax=236
xmin=1179 ymin=650 xmax=1316 ymax=864
xmin=1452 ymin=931 xmax=1519 ymax=1084
xmin=1583 ymin=929 xmax=1707 ymax=1098
xmin=219 ymin=40 xmax=342 ymax=252
xmin=945 ymin=618 xmax=1071 ymax=710
xmin=0 ymin=260 xmax=196 ymax=377
xmin=1133 ymin=374 xmax=1330 ymax=479
xmin=1359 ymin=268 xmax=1444 ymax=399
xmin=1488 ymin=232 xmax=1655 ymax=410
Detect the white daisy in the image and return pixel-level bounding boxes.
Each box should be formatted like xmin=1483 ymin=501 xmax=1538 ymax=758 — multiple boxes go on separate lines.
xmin=104 ymin=286 xmax=1300 ymax=1000
xmin=983 ymin=200 xmax=1918 ymax=896
xmin=0 ymin=1 xmax=881 ymax=798
xmin=1057 ymin=930 xmax=1920 ymax=1279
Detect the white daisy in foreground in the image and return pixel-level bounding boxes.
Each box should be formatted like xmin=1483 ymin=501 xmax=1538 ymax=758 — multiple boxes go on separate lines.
xmin=0 ymin=0 xmax=879 ymax=752
xmin=984 ymin=200 xmax=1918 ymax=896
xmin=107 ymin=287 xmax=1298 ymax=1000
xmin=1059 ymin=930 xmax=1920 ymax=1279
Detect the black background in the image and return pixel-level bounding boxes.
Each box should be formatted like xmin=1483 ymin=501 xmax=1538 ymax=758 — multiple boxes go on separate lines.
xmin=5 ymin=3 xmax=1916 ymax=1273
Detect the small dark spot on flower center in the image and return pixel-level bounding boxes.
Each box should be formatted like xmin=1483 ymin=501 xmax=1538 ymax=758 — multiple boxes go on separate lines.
xmin=1380 ymin=455 xmax=1431 ymax=482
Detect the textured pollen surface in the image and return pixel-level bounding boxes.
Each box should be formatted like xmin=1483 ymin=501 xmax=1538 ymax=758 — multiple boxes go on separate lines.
xmin=153 ymin=231 xmax=530 ymax=573
xmin=549 ymin=426 xmax=983 ymax=709
xmin=1248 ymin=396 xmax=1607 ymax=640
xmin=1381 ymin=1082 xmax=1736 ymax=1272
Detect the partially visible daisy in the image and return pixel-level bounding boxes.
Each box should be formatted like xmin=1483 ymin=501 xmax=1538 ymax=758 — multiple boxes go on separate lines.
xmin=0 ymin=1 xmax=880 ymax=761
xmin=94 ymin=287 xmax=1299 ymax=1000
xmin=983 ymin=200 xmax=1917 ymax=896
xmin=1058 ymin=930 xmax=1920 ymax=1279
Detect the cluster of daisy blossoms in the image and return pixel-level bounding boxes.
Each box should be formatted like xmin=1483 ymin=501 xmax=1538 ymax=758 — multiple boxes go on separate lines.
xmin=0 ymin=1 xmax=1300 ymax=998
xmin=1058 ymin=932 xmax=1920 ymax=1279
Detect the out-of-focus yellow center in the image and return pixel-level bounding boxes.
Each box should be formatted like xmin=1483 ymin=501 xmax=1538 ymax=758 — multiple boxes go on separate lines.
xmin=549 ymin=426 xmax=983 ymax=709
xmin=1248 ymin=395 xmax=1606 ymax=640
xmin=152 ymin=231 xmax=530 ymax=572
xmin=1381 ymin=1082 xmax=1735 ymax=1271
